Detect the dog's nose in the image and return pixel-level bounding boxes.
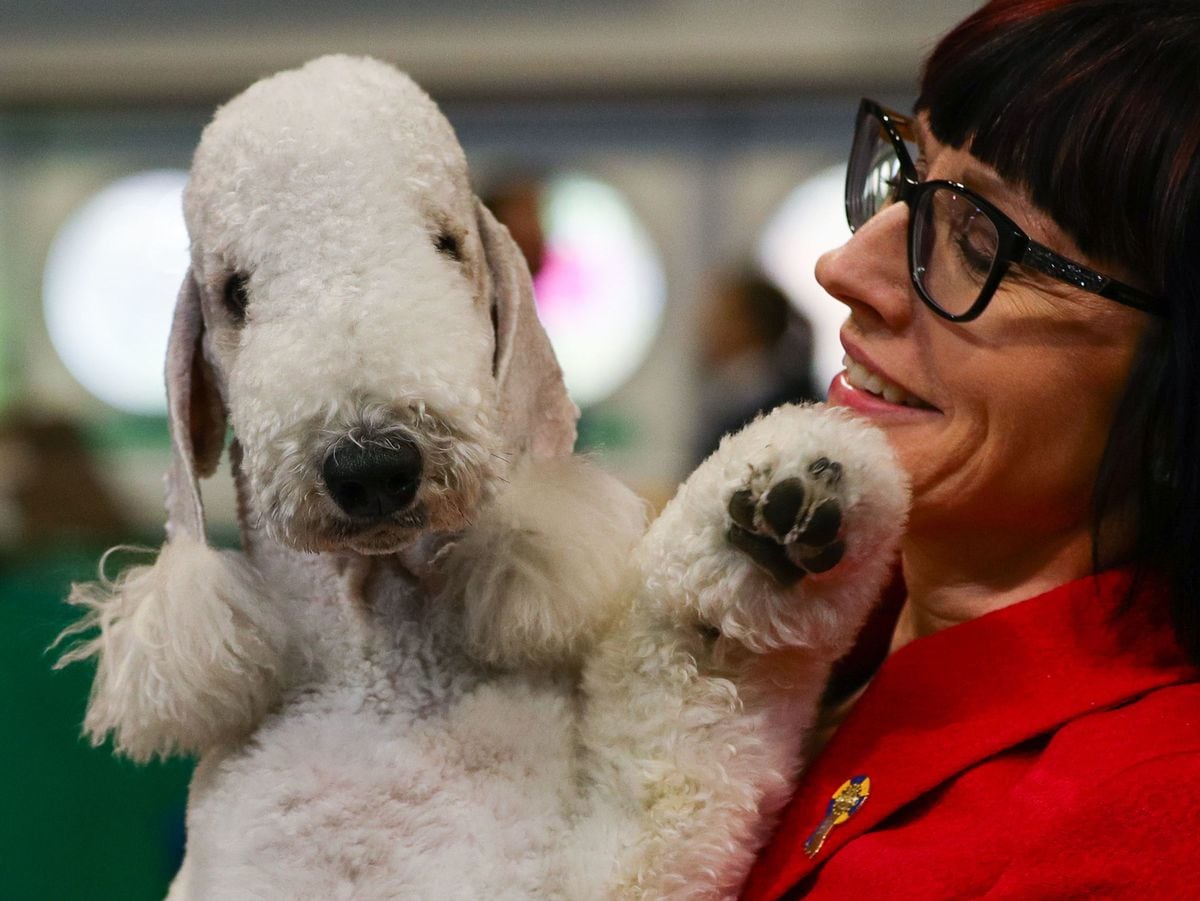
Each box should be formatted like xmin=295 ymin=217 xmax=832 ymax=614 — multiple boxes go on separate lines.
xmin=322 ymin=439 xmax=422 ymax=519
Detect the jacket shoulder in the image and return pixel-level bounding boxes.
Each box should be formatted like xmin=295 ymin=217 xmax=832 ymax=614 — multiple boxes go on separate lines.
xmin=985 ymin=745 xmax=1200 ymax=897
xmin=1045 ymin=680 xmax=1200 ymax=770
xmin=983 ymin=682 xmax=1200 ymax=898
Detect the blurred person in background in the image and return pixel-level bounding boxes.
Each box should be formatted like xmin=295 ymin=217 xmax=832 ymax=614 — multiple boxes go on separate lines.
xmin=482 ymin=175 xmax=547 ymax=279
xmin=0 ymin=412 xmax=128 ymax=556
xmin=742 ymin=0 xmax=1200 ymax=897
xmin=693 ymin=268 xmax=818 ymax=464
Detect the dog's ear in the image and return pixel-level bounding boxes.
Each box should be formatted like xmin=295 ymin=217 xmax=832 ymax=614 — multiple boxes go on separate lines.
xmin=164 ymin=270 xmax=227 ymax=543
xmin=54 ymin=269 xmax=280 ymax=761
xmin=475 ymin=198 xmax=578 ymax=459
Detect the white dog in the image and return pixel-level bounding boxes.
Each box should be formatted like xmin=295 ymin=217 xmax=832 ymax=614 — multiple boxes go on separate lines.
xmin=59 ymin=56 xmax=907 ymax=899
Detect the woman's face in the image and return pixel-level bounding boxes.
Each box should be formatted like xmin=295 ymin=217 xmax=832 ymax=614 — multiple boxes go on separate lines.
xmin=819 ymin=121 xmax=1148 ymax=539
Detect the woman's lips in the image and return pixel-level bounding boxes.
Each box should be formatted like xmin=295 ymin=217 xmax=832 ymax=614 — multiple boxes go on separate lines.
xmin=841 ymin=354 xmax=935 ymax=409
xmin=829 ymin=352 xmax=940 ymax=415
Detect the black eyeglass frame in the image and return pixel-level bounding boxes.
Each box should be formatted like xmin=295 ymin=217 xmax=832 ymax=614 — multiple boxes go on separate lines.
xmin=847 ymin=98 xmax=1164 ymax=322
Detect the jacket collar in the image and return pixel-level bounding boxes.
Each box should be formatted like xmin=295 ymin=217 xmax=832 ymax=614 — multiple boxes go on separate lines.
xmin=742 ymin=569 xmax=1196 ymax=901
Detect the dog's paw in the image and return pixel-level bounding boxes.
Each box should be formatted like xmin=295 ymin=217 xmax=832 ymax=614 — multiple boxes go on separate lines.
xmin=636 ymin=404 xmax=907 ymax=654
xmin=726 ymin=456 xmax=847 ymax=586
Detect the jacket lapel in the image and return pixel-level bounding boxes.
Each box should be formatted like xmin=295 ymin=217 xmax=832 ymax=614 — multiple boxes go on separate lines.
xmin=742 ymin=569 xmax=1195 ymax=901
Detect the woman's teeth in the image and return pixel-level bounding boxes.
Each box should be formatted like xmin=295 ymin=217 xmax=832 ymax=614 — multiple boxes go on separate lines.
xmin=843 ymin=355 xmax=932 ymax=409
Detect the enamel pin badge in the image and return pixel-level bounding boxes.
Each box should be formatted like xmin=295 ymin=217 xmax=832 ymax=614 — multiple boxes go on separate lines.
xmin=803 ymin=775 xmax=871 ymax=858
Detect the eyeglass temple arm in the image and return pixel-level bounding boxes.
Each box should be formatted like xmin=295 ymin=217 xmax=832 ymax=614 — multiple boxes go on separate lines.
xmin=1020 ymin=243 xmax=1164 ymax=315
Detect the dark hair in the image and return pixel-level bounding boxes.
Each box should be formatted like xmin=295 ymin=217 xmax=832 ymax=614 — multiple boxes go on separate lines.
xmin=918 ymin=0 xmax=1200 ymax=663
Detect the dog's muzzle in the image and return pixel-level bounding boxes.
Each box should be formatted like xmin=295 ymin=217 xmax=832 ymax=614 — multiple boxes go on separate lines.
xmin=321 ymin=437 xmax=422 ymax=520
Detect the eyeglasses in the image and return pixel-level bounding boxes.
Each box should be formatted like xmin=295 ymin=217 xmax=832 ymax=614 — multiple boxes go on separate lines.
xmin=846 ymin=98 xmax=1164 ymax=322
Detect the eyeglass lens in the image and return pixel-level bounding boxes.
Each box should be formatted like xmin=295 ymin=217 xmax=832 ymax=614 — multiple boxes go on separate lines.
xmin=849 ymin=109 xmax=1001 ymax=317
xmin=848 ymin=113 xmax=919 ymax=229
xmin=911 ymin=187 xmax=1002 ymax=316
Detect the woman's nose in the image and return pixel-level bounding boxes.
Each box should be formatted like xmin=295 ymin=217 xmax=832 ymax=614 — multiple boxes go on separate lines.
xmin=815 ymin=204 xmax=914 ymax=330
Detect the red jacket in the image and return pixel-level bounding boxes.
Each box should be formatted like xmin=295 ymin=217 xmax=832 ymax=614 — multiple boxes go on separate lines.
xmin=742 ymin=570 xmax=1200 ymax=900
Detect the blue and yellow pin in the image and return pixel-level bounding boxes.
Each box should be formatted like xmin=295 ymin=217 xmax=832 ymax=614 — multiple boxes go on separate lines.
xmin=803 ymin=775 xmax=871 ymax=858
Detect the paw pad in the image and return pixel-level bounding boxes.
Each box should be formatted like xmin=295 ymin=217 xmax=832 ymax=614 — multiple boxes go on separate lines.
xmin=725 ymin=457 xmax=848 ymax=584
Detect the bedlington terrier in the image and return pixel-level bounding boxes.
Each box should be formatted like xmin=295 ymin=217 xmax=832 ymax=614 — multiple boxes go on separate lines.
xmin=58 ymin=56 xmax=907 ymax=899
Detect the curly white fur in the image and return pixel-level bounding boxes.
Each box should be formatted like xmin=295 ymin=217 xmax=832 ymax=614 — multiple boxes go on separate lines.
xmin=436 ymin=455 xmax=648 ymax=668
xmin=58 ymin=56 xmax=910 ymax=900
xmin=56 ymin=536 xmax=286 ymax=762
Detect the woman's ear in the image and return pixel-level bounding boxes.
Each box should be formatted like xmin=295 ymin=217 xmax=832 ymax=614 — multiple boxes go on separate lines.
xmin=164 ymin=269 xmax=227 ymax=544
xmin=474 ymin=198 xmax=578 ymax=460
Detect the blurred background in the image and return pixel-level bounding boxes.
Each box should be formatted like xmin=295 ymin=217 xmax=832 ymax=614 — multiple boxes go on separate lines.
xmin=0 ymin=1 xmax=978 ymax=897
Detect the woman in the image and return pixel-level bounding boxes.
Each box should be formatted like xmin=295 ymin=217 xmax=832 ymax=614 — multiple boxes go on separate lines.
xmin=742 ymin=1 xmax=1200 ymax=897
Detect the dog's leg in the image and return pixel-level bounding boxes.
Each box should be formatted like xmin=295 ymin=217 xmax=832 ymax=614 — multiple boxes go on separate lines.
xmin=433 ymin=454 xmax=647 ymax=669
xmin=575 ymin=403 xmax=908 ymax=899
xmin=56 ymin=536 xmax=290 ymax=762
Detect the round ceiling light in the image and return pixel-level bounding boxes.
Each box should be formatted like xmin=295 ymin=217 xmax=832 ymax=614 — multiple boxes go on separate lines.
xmin=534 ymin=173 xmax=666 ymax=407
xmin=43 ymin=169 xmax=191 ymax=415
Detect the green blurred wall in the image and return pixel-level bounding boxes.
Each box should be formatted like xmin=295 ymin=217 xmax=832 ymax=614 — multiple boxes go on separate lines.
xmin=1 ymin=548 xmax=191 ymax=901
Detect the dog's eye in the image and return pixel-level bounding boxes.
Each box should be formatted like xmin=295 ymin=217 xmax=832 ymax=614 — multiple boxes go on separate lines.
xmin=223 ymin=273 xmax=250 ymax=321
xmin=434 ymin=231 xmax=462 ymax=262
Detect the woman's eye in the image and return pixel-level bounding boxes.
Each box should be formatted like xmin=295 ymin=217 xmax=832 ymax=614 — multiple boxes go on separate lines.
xmin=434 ymin=231 xmax=462 ymax=262
xmin=223 ymin=273 xmax=250 ymax=322
xmin=956 ymin=238 xmax=990 ymax=273
xmin=954 ymin=226 xmax=996 ymax=275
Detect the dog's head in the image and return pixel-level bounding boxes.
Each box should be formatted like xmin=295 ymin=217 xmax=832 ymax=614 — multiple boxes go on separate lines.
xmin=165 ymin=55 xmax=578 ymax=555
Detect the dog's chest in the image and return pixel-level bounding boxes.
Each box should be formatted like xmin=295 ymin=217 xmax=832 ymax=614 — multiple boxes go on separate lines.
xmin=180 ymin=629 xmax=584 ymax=897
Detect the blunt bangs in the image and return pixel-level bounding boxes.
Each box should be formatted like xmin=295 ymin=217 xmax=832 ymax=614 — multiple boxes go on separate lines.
xmin=916 ymin=0 xmax=1200 ymax=293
